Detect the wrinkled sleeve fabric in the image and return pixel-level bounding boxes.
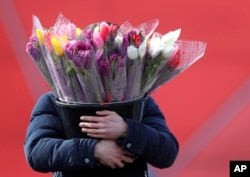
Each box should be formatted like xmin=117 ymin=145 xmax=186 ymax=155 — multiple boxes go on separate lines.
xmin=121 ymin=96 xmax=179 ymax=168
xmin=24 ymin=92 xmax=98 ymax=172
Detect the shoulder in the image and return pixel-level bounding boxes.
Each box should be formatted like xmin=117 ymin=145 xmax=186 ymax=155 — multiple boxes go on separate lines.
xmin=145 ymin=95 xmax=158 ymax=109
xmin=143 ymin=95 xmax=163 ymax=116
xmin=31 ymin=92 xmax=59 ymax=116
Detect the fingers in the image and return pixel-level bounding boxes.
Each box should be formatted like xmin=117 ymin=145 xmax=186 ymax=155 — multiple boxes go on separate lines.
xmin=79 ymin=121 xmax=103 ymax=129
xmin=123 ymin=151 xmax=134 ymax=156
xmin=79 ymin=111 xmax=126 ymax=139
xmin=110 ymin=155 xmax=134 ymax=169
xmin=115 ymin=153 xmax=134 ymax=168
xmin=114 ymin=159 xmax=125 ymax=168
xmin=121 ymin=154 xmax=134 ymax=163
xmin=79 ymin=116 xmax=104 ymax=131
xmin=79 ymin=119 xmax=106 ymax=136
xmin=80 ymin=115 xmax=100 ymax=123
xmin=94 ymin=140 xmax=134 ymax=169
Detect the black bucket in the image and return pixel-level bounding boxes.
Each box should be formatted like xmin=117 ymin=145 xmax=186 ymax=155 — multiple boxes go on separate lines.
xmin=55 ymin=96 xmax=148 ymax=139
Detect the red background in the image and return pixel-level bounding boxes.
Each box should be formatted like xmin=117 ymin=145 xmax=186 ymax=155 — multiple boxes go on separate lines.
xmin=0 ymin=0 xmax=250 ymax=176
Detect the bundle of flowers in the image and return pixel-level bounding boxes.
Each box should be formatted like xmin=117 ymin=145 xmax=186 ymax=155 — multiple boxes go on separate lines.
xmin=26 ymin=13 xmax=206 ymax=104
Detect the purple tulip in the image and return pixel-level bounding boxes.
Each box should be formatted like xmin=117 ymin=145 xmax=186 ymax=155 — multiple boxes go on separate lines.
xmin=65 ymin=40 xmax=93 ymax=69
xmin=116 ymin=57 xmax=125 ymax=75
xmin=117 ymin=56 xmax=125 ymax=68
xmin=98 ymin=56 xmax=110 ymax=77
xmin=82 ymin=29 xmax=93 ymax=39
xmin=109 ymin=53 xmax=119 ymax=63
xmin=81 ymin=29 xmax=94 ymax=46
xmin=26 ymin=42 xmax=41 ymax=61
xmin=29 ymin=34 xmax=38 ymax=43
xmin=78 ymin=50 xmax=92 ymax=69
xmin=120 ymin=34 xmax=129 ymax=56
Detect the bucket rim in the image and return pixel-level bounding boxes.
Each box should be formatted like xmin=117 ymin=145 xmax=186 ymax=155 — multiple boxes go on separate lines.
xmin=55 ymin=95 xmax=148 ymax=108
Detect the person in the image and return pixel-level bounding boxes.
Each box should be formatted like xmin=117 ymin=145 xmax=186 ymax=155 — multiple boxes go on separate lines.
xmin=24 ymin=92 xmax=179 ymax=177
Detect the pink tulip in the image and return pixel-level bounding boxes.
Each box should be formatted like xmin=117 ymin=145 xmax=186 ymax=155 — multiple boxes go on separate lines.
xmin=108 ymin=23 xmax=119 ymax=36
xmin=99 ymin=22 xmax=110 ymax=41
xmin=93 ymin=32 xmax=104 ymax=49
xmin=166 ymin=47 xmax=180 ymax=69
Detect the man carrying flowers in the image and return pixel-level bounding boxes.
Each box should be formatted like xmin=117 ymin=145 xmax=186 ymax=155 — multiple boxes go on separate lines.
xmin=24 ymin=91 xmax=179 ymax=177
xmin=24 ymin=13 xmax=206 ymax=177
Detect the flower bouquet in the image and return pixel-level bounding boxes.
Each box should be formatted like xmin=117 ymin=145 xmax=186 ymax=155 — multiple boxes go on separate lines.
xmin=26 ymin=13 xmax=206 ymax=138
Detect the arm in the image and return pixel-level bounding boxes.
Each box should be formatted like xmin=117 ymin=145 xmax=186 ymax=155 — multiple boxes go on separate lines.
xmin=79 ymin=96 xmax=179 ymax=169
xmin=24 ymin=92 xmax=98 ymax=172
xmin=120 ymin=96 xmax=179 ymax=168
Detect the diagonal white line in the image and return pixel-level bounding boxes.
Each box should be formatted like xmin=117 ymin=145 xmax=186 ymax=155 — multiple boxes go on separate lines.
xmin=153 ymin=78 xmax=250 ymax=177
xmin=0 ymin=0 xmax=48 ymax=102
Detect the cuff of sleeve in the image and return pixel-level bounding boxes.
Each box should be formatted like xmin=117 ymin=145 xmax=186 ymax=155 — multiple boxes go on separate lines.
xmin=79 ymin=138 xmax=100 ymax=167
xmin=121 ymin=119 xmax=145 ymax=155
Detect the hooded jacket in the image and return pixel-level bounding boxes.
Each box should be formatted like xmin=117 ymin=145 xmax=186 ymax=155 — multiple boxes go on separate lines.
xmin=24 ymin=92 xmax=179 ymax=177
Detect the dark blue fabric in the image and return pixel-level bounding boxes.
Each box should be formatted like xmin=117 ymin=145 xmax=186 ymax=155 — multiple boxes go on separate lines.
xmin=24 ymin=92 xmax=179 ymax=177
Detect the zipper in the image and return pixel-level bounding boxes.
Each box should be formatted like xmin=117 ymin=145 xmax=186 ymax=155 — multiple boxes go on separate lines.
xmin=55 ymin=171 xmax=60 ymax=177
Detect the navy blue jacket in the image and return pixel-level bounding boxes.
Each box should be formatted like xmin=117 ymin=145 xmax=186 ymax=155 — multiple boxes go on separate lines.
xmin=24 ymin=92 xmax=179 ymax=177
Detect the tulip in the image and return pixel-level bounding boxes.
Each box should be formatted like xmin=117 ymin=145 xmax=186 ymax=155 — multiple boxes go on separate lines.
xmin=161 ymin=28 xmax=181 ymax=47
xmin=127 ymin=45 xmax=138 ymax=60
xmin=109 ymin=24 xmax=119 ymax=37
xmin=161 ymin=46 xmax=175 ymax=59
xmin=65 ymin=40 xmax=93 ymax=69
xmin=35 ymin=29 xmax=44 ymax=46
xmin=98 ymin=58 xmax=110 ymax=77
xmin=77 ymin=50 xmax=92 ymax=69
xmin=166 ymin=46 xmax=180 ymax=69
xmin=29 ymin=34 xmax=38 ymax=43
xmin=51 ymin=37 xmax=64 ymax=56
xmin=138 ymin=41 xmax=147 ymax=59
xmin=109 ymin=53 xmax=118 ymax=63
xmin=26 ymin=42 xmax=41 ymax=61
xmin=76 ymin=27 xmax=82 ymax=37
xmin=44 ymin=32 xmax=53 ymax=51
xmin=132 ymin=33 xmax=143 ymax=48
xmin=93 ymin=32 xmax=104 ymax=49
xmin=93 ymin=26 xmax=99 ymax=32
xmin=119 ymin=34 xmax=129 ymax=56
xmin=59 ymin=35 xmax=68 ymax=47
xmin=148 ymin=36 xmax=162 ymax=58
xmin=115 ymin=35 xmax=122 ymax=48
xmin=117 ymin=56 xmax=126 ymax=73
xmin=99 ymin=21 xmax=109 ymax=41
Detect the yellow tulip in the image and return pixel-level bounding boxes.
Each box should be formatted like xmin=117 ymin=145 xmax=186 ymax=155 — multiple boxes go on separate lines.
xmin=59 ymin=35 xmax=68 ymax=45
xmin=94 ymin=26 xmax=100 ymax=33
xmin=51 ymin=37 xmax=64 ymax=56
xmin=76 ymin=27 xmax=82 ymax=37
xmin=36 ymin=29 xmax=44 ymax=45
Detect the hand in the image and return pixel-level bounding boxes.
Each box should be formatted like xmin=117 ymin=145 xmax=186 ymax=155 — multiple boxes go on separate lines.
xmin=79 ymin=110 xmax=128 ymax=139
xmin=94 ymin=140 xmax=134 ymax=169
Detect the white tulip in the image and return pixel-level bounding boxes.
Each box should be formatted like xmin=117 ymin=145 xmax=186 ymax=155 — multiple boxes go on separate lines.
xmin=161 ymin=28 xmax=181 ymax=47
xmin=127 ymin=45 xmax=139 ymax=60
xmin=115 ymin=35 xmax=123 ymax=48
xmin=138 ymin=41 xmax=147 ymax=59
xmin=162 ymin=46 xmax=175 ymax=59
xmin=148 ymin=36 xmax=162 ymax=58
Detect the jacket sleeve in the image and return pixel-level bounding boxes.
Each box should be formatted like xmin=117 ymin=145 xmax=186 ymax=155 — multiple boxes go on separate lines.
xmin=120 ymin=96 xmax=179 ymax=168
xmin=24 ymin=92 xmax=99 ymax=172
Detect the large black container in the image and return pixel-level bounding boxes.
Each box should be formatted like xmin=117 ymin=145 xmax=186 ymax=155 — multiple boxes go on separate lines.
xmin=55 ymin=96 xmax=148 ymax=139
